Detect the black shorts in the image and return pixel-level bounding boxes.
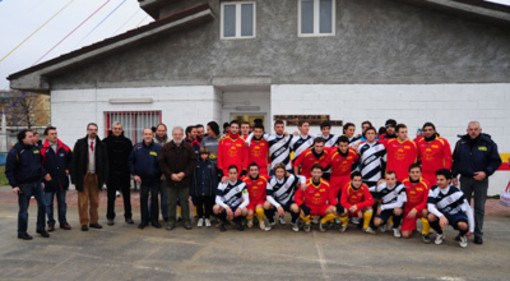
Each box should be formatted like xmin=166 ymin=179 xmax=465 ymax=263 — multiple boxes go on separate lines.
xmin=376 ymin=209 xmax=395 ymax=224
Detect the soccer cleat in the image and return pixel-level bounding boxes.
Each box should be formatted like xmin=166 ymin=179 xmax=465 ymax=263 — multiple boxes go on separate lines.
xmin=247 ymin=219 xmax=254 ymax=229
xmin=220 ymin=223 xmax=227 ymax=232
xmin=339 ymin=224 xmax=348 ymax=232
xmin=434 ymin=233 xmax=445 ymax=245
xmin=334 ymin=217 xmax=341 ymax=225
xmin=205 ymin=218 xmax=211 ymax=228
xmin=264 ymin=224 xmax=273 ymax=232
xmin=303 ymin=223 xmax=311 ymax=232
xmin=319 ymin=221 xmax=327 ymax=232
xmin=278 ymin=216 xmax=286 ymax=225
xmin=364 ymin=227 xmax=376 ymax=234
xmin=421 ymin=234 xmax=432 ymax=244
xmin=291 ymin=222 xmax=299 ymax=232
xmin=393 ymin=228 xmax=401 ymax=238
xmin=197 ymin=218 xmax=204 ymax=228
xmin=385 ymin=223 xmax=393 ymax=232
xmin=259 ymin=220 xmax=266 ymax=230
xmin=269 ymin=220 xmax=276 ymax=227
xmin=459 ymin=235 xmax=468 ymax=248
xmin=351 ymin=217 xmax=360 ymax=225
xmin=311 ymin=216 xmax=320 ymax=225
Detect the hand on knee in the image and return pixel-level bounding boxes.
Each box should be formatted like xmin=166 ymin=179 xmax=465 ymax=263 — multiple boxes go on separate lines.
xmin=394 ymin=208 xmax=403 ymax=216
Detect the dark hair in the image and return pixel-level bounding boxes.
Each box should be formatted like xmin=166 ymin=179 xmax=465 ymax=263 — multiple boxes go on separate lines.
xmin=395 ymin=123 xmax=407 ymax=133
xmin=228 ymin=165 xmax=239 ymax=172
xmin=248 ymin=162 xmax=259 ymax=169
xmin=44 ymin=126 xmax=56 ymax=136
xmin=17 ymin=129 xmax=32 ymax=143
xmin=32 ymin=131 xmax=39 ymax=136
xmin=240 ymin=121 xmax=250 ymax=127
xmin=408 ymin=163 xmax=421 ymax=172
xmin=274 ymin=120 xmax=284 ymax=126
xmin=386 ymin=171 xmax=397 ymax=178
xmin=230 ymin=120 xmax=240 ymax=127
xmin=195 ymin=124 xmax=204 ymax=129
xmin=223 ymin=122 xmax=230 ymax=130
xmin=298 ymin=120 xmax=309 ymax=127
xmin=207 ymin=121 xmax=220 ymax=136
xmin=422 ymin=122 xmax=436 ymax=131
xmin=337 ymin=135 xmax=349 ymax=144
xmin=361 ymin=121 xmax=372 ymax=128
xmin=365 ymin=126 xmax=377 ymax=134
xmin=343 ymin=122 xmax=355 ymax=133
xmin=385 ymin=119 xmax=397 ymax=128
xmin=156 ymin=123 xmax=167 ymax=130
xmin=87 ymin=122 xmax=98 ymax=130
xmin=254 ymin=118 xmax=263 ymax=126
xmin=351 ymin=171 xmax=362 ymax=180
xmin=185 ymin=126 xmax=194 ymax=136
xmin=436 ymin=168 xmax=452 ymax=179
xmin=313 ymin=137 xmax=325 ymax=145
xmin=311 ymin=164 xmax=323 ymax=172
xmin=274 ymin=163 xmax=286 ymax=172
xmin=151 ymin=126 xmax=157 ymax=133
xmin=378 ymin=126 xmax=386 ymax=135
xmin=253 ymin=123 xmax=265 ymax=131
xmin=320 ymin=121 xmax=331 ymax=130
xmin=199 ymin=147 xmax=210 ymax=155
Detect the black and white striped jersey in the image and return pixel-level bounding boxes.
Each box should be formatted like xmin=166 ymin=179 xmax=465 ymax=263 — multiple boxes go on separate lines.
xmin=348 ymin=136 xmax=362 ymax=147
xmin=215 ymin=179 xmax=250 ymax=209
xmin=358 ymin=141 xmax=387 ymax=187
xmin=266 ymin=174 xmax=306 ymax=208
xmin=427 ymin=185 xmax=475 ymax=232
xmin=247 ymin=133 xmax=293 ymax=171
xmin=373 ymin=181 xmax=407 ymax=210
xmin=319 ymin=134 xmax=339 ymax=148
xmin=291 ymin=133 xmax=316 ymax=161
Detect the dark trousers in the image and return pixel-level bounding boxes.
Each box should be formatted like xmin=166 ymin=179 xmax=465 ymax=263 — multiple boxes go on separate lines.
xmin=168 ymin=186 xmax=190 ymax=224
xmin=196 ymin=196 xmax=214 ymax=219
xmin=43 ymin=189 xmax=68 ymax=226
xmin=18 ymin=182 xmax=45 ymax=235
xmin=460 ymin=176 xmax=488 ymax=238
xmin=106 ymin=185 xmax=132 ymax=220
xmin=140 ymin=181 xmax=160 ymax=224
xmin=150 ymin=180 xmax=168 ymax=220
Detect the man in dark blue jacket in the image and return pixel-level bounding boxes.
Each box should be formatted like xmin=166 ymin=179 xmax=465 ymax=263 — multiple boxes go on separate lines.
xmin=41 ymin=126 xmax=73 ymax=232
xmin=452 ymin=121 xmax=501 ymax=245
xmin=129 ymin=128 xmax=163 ymax=229
xmin=5 ymin=129 xmax=51 ymax=240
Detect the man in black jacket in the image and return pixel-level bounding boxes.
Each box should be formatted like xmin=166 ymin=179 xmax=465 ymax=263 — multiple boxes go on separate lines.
xmin=71 ymin=123 xmax=109 ymax=231
xmin=104 ymin=122 xmax=133 ymax=225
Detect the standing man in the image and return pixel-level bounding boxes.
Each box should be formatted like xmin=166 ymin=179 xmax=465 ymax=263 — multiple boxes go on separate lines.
xmin=319 ymin=121 xmax=339 ymax=148
xmin=452 ymin=121 xmax=501 ymax=245
xmin=326 ymin=136 xmax=359 ymax=203
xmin=379 ymin=119 xmax=397 ymax=141
xmin=293 ymin=137 xmax=329 ymax=179
xmin=71 ymin=123 xmax=109 ymax=232
xmin=290 ymin=121 xmax=316 ymax=162
xmin=104 ymin=122 xmax=133 ymax=226
xmin=384 ymin=124 xmax=418 ymax=182
xmin=129 ymin=128 xmax=163 ymax=229
xmin=358 ymin=127 xmax=386 ymax=188
xmin=247 ymin=124 xmax=269 ymax=175
xmin=417 ymin=122 xmax=452 ymax=185
xmin=159 ymin=126 xmax=197 ymax=230
xmin=342 ymin=122 xmax=360 ymax=146
xmin=217 ymin=120 xmax=248 ymax=179
xmin=195 ymin=124 xmax=205 ymax=142
xmin=240 ymin=121 xmax=251 ymax=140
xmin=41 ymin=126 xmax=73 ymax=231
xmin=6 ymin=130 xmax=51 ymax=239
xmin=154 ymin=123 xmax=171 ymax=222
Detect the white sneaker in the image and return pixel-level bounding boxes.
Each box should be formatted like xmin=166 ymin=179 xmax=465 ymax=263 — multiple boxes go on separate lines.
xmin=278 ymin=216 xmax=286 ymax=225
xmin=312 ymin=216 xmax=320 ymax=225
xmin=204 ymin=218 xmax=211 ymax=228
xmin=264 ymin=224 xmax=273 ymax=231
xmin=365 ymin=227 xmax=376 ymax=234
xmin=339 ymin=224 xmax=348 ymax=232
xmin=351 ymin=217 xmax=360 ymax=225
xmin=291 ymin=222 xmax=299 ymax=232
xmin=435 ymin=232 xmax=445 ymax=245
xmin=197 ymin=218 xmax=204 ymax=228
xmin=247 ymin=219 xmax=254 ymax=229
xmin=459 ymin=235 xmax=468 ymax=248
xmin=303 ymin=223 xmax=311 ymax=232
xmin=115 ymin=191 xmax=121 ymax=197
xmin=259 ymin=220 xmax=266 ymax=230
xmin=393 ymin=228 xmax=401 ymax=238
xmin=319 ymin=221 xmax=327 ymax=232
xmin=334 ymin=217 xmax=341 ymax=225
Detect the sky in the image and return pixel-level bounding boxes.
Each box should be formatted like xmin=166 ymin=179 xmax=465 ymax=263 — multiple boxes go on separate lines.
xmin=0 ymin=0 xmax=153 ymax=90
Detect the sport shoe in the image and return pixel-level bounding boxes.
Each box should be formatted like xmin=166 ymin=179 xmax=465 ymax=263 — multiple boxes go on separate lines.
xmin=422 ymin=234 xmax=432 ymax=244
xmin=259 ymin=220 xmax=266 ymax=230
xmin=197 ymin=218 xmax=204 ymax=228
xmin=312 ymin=216 xmax=320 ymax=225
xmin=291 ymin=222 xmax=299 ymax=232
xmin=220 ymin=223 xmax=227 ymax=232
xmin=434 ymin=233 xmax=445 ymax=245
xmin=269 ymin=220 xmax=276 ymax=227
xmin=303 ymin=223 xmax=311 ymax=232
xmin=278 ymin=216 xmax=286 ymax=225
xmin=264 ymin=224 xmax=273 ymax=231
xmin=474 ymin=236 xmax=483 ymax=245
xmin=459 ymin=235 xmax=468 ymax=248
xmin=247 ymin=219 xmax=254 ymax=229
xmin=364 ymin=227 xmax=376 ymax=234
xmin=334 ymin=217 xmax=341 ymax=225
xmin=339 ymin=224 xmax=348 ymax=232
xmin=393 ymin=228 xmax=401 ymax=238
xmin=204 ymin=218 xmax=211 ymax=228
xmin=319 ymin=221 xmax=327 ymax=232
xmin=351 ymin=217 xmax=360 ymax=225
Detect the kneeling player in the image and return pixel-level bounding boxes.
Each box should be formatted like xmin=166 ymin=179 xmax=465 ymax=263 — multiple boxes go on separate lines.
xmin=213 ymin=165 xmax=250 ymax=232
xmin=427 ymin=169 xmax=474 ymax=248
xmin=338 ymin=171 xmax=374 ymax=232
xmin=401 ymin=163 xmax=432 ymax=242
xmin=242 ymin=163 xmax=269 ymax=230
xmin=264 ymin=163 xmax=306 ymax=232
xmin=294 ymin=164 xmax=337 ymax=232
xmin=366 ymin=171 xmax=407 ymax=238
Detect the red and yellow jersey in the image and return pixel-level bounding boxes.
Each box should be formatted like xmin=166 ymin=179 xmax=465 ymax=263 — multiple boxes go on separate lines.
xmin=326 ymin=147 xmax=359 ymax=177
xmin=248 ymin=138 xmax=270 ymax=175
xmin=217 ymin=133 xmax=248 ymax=176
xmin=295 ymin=178 xmax=337 ymax=207
xmin=340 ymin=182 xmax=374 ymax=210
xmin=242 ymin=175 xmax=269 ymax=203
xmin=294 ymin=148 xmax=330 ymax=178
xmin=417 ymin=136 xmax=452 ymax=185
xmin=384 ymin=138 xmax=418 ymax=182
xmin=402 ymin=177 xmax=430 ymax=213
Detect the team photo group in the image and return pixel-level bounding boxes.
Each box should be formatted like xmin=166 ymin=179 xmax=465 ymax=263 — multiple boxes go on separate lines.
xmin=5 ymin=117 xmax=501 ymax=249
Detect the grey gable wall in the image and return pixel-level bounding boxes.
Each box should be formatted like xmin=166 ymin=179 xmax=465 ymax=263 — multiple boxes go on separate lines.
xmin=50 ymin=0 xmax=510 ymax=90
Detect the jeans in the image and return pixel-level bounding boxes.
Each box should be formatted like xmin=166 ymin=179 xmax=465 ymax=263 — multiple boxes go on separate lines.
xmin=106 ymin=185 xmax=132 ymax=220
xmin=43 ymin=189 xmax=68 ymax=226
xmin=460 ymin=176 xmax=488 ymax=237
xmin=168 ymin=186 xmax=190 ymax=224
xmin=18 ymin=182 xmax=45 ymax=235
xmin=140 ymin=181 xmax=160 ymax=224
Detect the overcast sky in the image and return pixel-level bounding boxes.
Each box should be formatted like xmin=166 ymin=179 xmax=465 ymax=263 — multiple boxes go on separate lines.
xmin=0 ymin=0 xmax=153 ymax=90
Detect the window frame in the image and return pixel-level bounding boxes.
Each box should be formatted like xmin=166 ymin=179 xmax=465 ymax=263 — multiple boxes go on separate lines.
xmin=220 ymin=1 xmax=257 ymax=40
xmin=104 ymin=111 xmax=162 ymax=144
xmin=298 ymin=0 xmax=336 ymax=37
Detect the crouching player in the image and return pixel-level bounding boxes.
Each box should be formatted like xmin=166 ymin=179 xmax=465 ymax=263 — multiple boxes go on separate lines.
xmin=338 ymin=171 xmax=374 ymax=232
xmin=427 ymin=169 xmax=474 ymax=248
xmin=294 ymin=164 xmax=337 ymax=232
xmin=264 ymin=163 xmax=306 ymax=232
xmin=213 ymin=165 xmax=250 ymax=232
xmin=242 ymin=163 xmax=269 ymax=230
xmin=401 ymin=163 xmax=432 ymax=242
xmin=366 ymin=171 xmax=407 ymax=238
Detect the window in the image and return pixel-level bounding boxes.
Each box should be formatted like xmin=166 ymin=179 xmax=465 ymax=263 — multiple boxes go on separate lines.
xmin=104 ymin=111 xmax=161 ymax=143
xmin=221 ymin=2 xmax=256 ymax=39
xmin=298 ymin=0 xmax=335 ymax=37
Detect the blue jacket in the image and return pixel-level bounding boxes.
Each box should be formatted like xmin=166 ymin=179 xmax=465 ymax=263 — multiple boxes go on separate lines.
xmin=452 ymin=133 xmax=501 ymax=178
xmin=41 ymin=139 xmax=72 ymax=192
xmin=190 ymin=158 xmax=218 ymax=197
xmin=128 ymin=141 xmax=162 ymax=185
xmin=5 ymin=142 xmax=46 ymax=187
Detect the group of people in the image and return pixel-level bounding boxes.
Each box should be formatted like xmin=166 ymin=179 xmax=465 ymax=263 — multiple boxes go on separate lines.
xmin=5 ymin=118 xmax=501 ymax=248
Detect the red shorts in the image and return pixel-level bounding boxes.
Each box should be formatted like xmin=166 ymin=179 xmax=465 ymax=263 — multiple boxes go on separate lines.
xmin=247 ymin=200 xmax=266 ymax=211
xmin=401 ymin=210 xmax=423 ymax=232
xmin=309 ymin=205 xmax=332 ymax=216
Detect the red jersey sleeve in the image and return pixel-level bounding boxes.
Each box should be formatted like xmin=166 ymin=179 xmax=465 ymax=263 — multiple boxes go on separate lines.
xmin=356 ymin=185 xmax=374 ymax=209
xmin=217 ymin=139 xmax=224 ymax=170
xmin=241 ymin=140 xmax=249 ymax=171
xmin=294 ymin=186 xmax=305 ymax=206
xmin=441 ymin=138 xmax=453 ymax=170
xmin=414 ymin=181 xmax=430 ymax=213
xmin=340 ymin=184 xmax=353 ymax=210
xmin=294 ymin=150 xmax=305 ymax=169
